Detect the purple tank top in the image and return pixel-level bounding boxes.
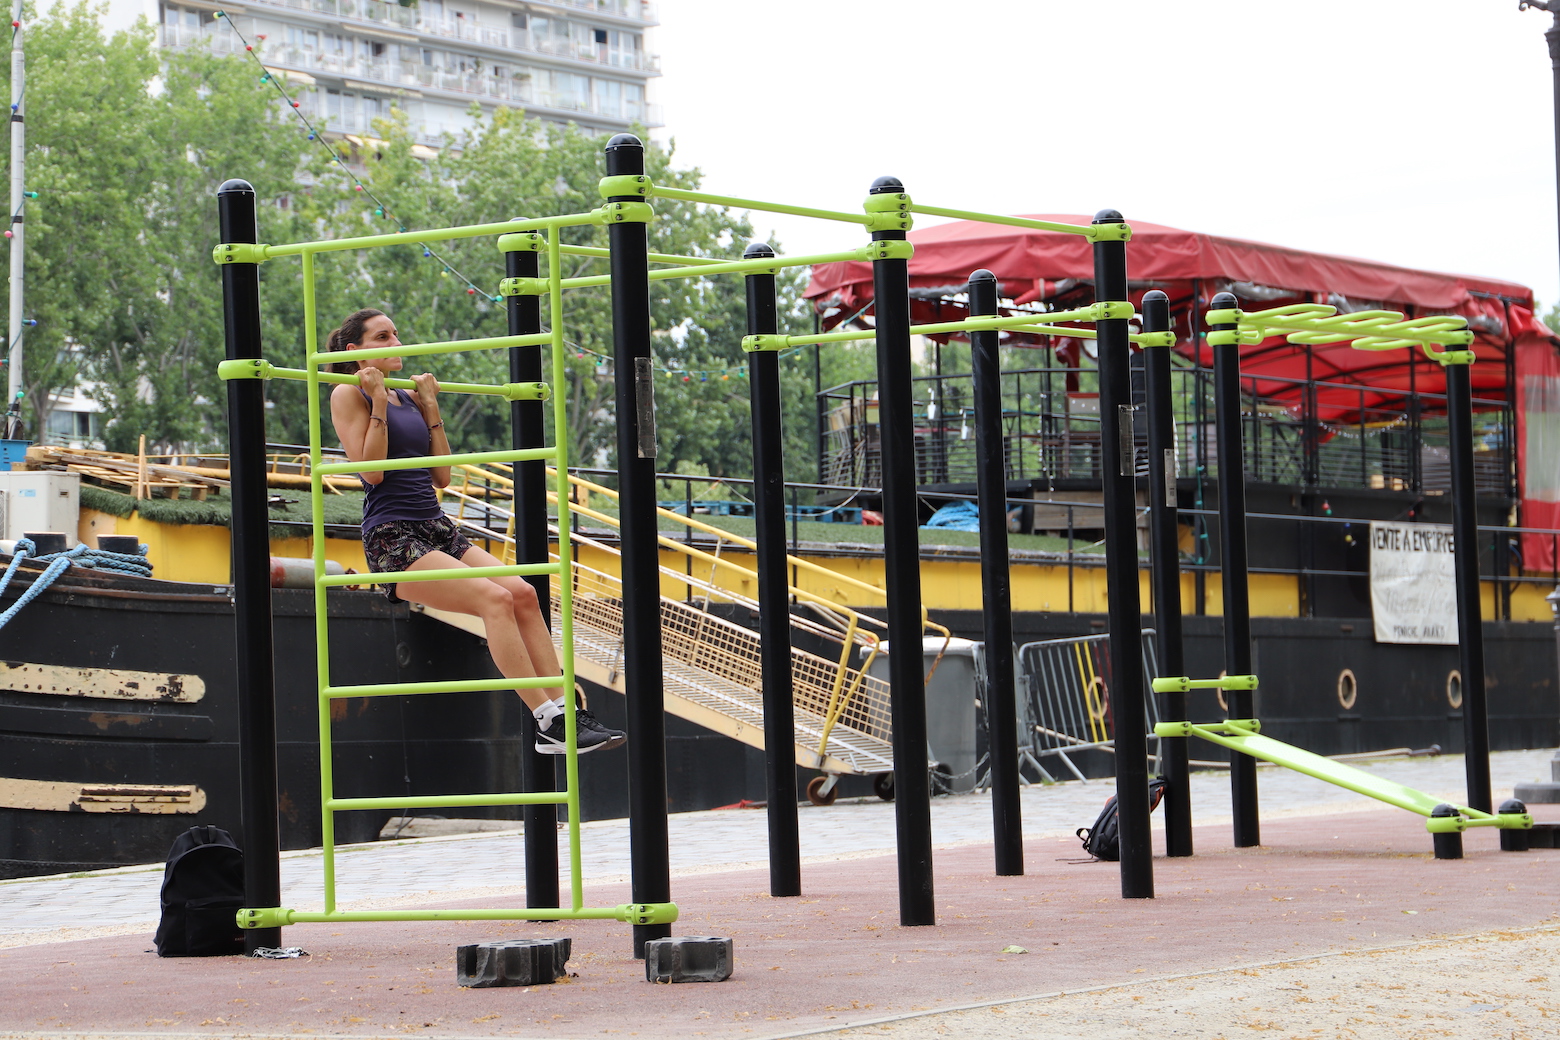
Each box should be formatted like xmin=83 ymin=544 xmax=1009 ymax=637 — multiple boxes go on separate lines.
xmin=358 ymin=388 xmax=444 ymax=534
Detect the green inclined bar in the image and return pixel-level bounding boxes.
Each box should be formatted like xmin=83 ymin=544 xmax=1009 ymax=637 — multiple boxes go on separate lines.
xmin=265 ymin=211 xmax=605 ymax=258
xmin=324 ymin=675 xmax=563 ymax=698
xmin=319 ymin=561 xmax=560 ymax=586
xmin=317 ymin=446 xmax=556 ymax=475
xmin=1154 ymin=722 xmax=1527 ymax=826
xmin=909 ymin=205 xmax=1093 ymax=236
xmin=257 ymin=364 xmax=543 ymax=400
xmin=328 ymin=792 xmax=571 ymax=811
xmin=312 ymin=332 xmax=551 ymax=366
xmin=650 ymin=184 xmax=874 ymax=225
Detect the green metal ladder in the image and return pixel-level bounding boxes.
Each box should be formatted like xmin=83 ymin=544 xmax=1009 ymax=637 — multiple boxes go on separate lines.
xmin=217 ymin=214 xmax=677 ymax=930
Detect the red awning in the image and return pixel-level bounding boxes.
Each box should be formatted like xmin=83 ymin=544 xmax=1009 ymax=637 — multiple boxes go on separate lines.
xmin=806 ymin=214 xmax=1560 ymax=569
xmin=804 ymin=214 xmax=1546 ymax=408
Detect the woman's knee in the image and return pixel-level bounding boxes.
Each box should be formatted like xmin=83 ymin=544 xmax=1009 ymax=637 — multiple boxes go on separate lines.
xmin=471 ymin=581 xmax=515 ymax=619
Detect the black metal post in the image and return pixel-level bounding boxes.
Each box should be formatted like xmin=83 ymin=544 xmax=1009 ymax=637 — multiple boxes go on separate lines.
xmin=1092 ymin=211 xmax=1152 ymax=899
xmin=1210 ymin=292 xmax=1260 ymax=847
xmin=605 ymin=134 xmax=670 ymax=955
xmin=969 ymin=269 xmax=1022 ymax=876
xmin=218 ymin=178 xmax=282 ymax=953
xmin=745 ymin=242 xmax=802 ymax=897
xmin=1445 ymin=359 xmax=1492 ymax=813
xmin=870 ymin=176 xmax=935 ymax=926
xmin=505 ymin=238 xmax=560 ymax=913
xmin=1142 ymin=289 xmax=1191 ymax=858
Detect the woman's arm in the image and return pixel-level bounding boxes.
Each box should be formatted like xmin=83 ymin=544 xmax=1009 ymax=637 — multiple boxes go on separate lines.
xmin=411 ymin=372 xmax=452 ymax=489
xmin=329 ymin=371 xmax=389 ymax=485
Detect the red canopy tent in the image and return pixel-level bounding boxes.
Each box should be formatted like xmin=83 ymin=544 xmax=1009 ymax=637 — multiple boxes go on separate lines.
xmin=804 ymin=216 xmax=1560 ymax=570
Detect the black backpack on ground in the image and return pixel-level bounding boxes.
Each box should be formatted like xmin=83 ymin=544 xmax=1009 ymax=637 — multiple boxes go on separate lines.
xmin=1077 ymin=777 xmax=1169 ymax=862
xmin=153 ymin=826 xmax=246 ymax=957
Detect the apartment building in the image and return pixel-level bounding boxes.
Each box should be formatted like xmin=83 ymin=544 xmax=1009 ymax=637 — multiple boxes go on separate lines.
xmin=110 ymin=0 xmax=661 ymax=144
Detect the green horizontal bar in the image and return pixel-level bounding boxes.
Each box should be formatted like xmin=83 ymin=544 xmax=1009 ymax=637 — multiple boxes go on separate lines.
xmin=650 ymin=184 xmax=873 ymax=226
xmin=750 ymin=305 xmax=1122 ymax=351
xmin=311 ymin=333 xmax=550 ymax=367
xmin=324 ymin=675 xmax=563 ymax=698
xmin=328 ymin=792 xmax=570 ymax=811
xmin=551 ymin=243 xmax=733 ymax=267
xmin=317 ymin=446 xmax=556 ymax=476
xmin=909 ymin=205 xmax=1094 ymax=238
xmin=320 ymin=561 xmax=560 ymax=587
xmin=238 ymin=362 xmax=546 ymax=402
xmin=239 ymin=903 xmax=680 ymax=928
xmin=265 ymin=211 xmax=604 ymax=258
xmin=548 ymin=246 xmax=874 ymax=293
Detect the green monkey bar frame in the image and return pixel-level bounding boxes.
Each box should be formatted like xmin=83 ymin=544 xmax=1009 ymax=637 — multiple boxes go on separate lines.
xmin=1151 ymin=303 xmax=1533 ymax=841
xmin=217 ymin=166 xmax=1159 ymax=931
xmin=216 ymin=210 xmax=687 ymax=930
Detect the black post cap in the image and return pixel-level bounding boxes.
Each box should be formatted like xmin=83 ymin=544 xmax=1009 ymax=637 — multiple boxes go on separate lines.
xmin=1430 ymin=802 xmax=1460 ymax=817
xmin=1093 ymin=208 xmax=1124 ymax=224
xmin=869 ymin=176 xmax=904 ymax=195
xmin=218 ymin=178 xmax=256 ymax=196
xmin=605 ymin=133 xmax=643 ymax=153
xmin=1499 ymin=798 xmax=1527 ymax=814
xmin=743 ymin=242 xmax=775 ymax=260
xmin=1142 ymin=289 xmax=1170 ymax=304
xmin=968 ymin=269 xmax=997 ymax=285
xmin=1209 ymin=291 xmax=1239 ymax=310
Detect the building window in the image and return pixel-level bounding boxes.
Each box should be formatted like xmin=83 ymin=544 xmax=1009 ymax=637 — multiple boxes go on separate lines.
xmin=511 ymin=12 xmax=526 ymax=28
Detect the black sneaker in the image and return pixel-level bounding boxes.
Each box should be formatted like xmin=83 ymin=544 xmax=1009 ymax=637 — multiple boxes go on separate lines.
xmin=535 ymin=709 xmax=624 ymax=755
xmin=578 ymin=708 xmax=627 ymax=751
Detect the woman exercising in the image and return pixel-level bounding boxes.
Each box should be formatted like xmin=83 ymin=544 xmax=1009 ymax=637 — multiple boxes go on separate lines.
xmin=327 ymin=307 xmax=623 ymax=755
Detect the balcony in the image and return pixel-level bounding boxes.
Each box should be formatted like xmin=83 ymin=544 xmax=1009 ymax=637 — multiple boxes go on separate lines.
xmin=232 ymin=0 xmax=660 ymax=71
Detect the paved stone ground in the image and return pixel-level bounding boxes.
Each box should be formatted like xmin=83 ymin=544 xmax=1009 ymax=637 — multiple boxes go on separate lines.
xmin=5 ymin=749 xmax=1547 ymax=945
xmin=0 ymin=749 xmax=1555 ymax=1039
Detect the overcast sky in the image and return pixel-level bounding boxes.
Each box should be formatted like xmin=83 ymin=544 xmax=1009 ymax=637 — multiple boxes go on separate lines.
xmin=652 ymin=1 xmax=1560 ymax=311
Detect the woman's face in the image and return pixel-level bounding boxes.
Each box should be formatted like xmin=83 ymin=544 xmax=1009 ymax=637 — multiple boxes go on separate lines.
xmin=352 ymin=314 xmax=402 ymax=373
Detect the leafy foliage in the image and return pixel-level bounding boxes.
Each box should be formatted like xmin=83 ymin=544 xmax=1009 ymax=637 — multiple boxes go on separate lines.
xmin=8 ymin=7 xmax=822 ymax=486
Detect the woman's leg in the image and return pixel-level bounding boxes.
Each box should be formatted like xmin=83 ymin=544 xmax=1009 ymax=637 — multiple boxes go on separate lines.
xmin=457 ymin=544 xmax=564 ymax=702
xmin=392 ymin=550 xmax=554 ymax=711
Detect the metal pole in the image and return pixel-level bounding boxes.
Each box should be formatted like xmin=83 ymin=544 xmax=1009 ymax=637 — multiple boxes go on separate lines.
xmin=1142 ymin=289 xmax=1191 ymax=858
xmin=969 ymin=269 xmax=1022 ymax=876
xmin=1445 ymin=359 xmax=1492 ymax=812
xmin=505 ymin=238 xmax=559 ymax=913
xmin=218 ymin=179 xmax=282 ymax=953
xmin=7 ymin=1 xmax=23 ymax=411
xmin=1210 ymin=292 xmax=1260 ymax=847
xmin=744 ymin=242 xmax=802 ymax=897
xmin=1092 ymin=210 xmax=1152 ymax=899
xmin=604 ymin=134 xmax=670 ymax=955
xmin=870 ymin=176 xmax=935 ymax=926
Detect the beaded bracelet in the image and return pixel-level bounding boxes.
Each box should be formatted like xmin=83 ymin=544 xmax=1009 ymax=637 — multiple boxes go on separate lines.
xmin=428 ymin=420 xmax=445 ymax=431
xmin=368 ymin=415 xmax=387 ymax=427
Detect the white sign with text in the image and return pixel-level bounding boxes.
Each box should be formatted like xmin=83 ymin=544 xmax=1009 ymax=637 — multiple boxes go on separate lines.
xmin=1369 ymin=520 xmax=1458 ymax=645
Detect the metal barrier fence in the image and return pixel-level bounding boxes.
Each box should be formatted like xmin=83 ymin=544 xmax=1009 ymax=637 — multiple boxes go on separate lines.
xmin=975 ymin=630 xmax=1160 ymax=786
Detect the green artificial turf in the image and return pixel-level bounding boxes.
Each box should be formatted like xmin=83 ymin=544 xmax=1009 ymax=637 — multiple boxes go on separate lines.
xmin=80 ymin=483 xmax=368 ymax=540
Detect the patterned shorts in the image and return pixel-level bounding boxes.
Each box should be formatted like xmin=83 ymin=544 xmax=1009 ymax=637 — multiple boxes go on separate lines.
xmin=361 ymin=515 xmax=473 ymax=602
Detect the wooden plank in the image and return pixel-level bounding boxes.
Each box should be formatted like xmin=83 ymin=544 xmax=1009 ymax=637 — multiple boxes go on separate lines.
xmin=0 ymin=777 xmax=206 ymax=813
xmin=0 ymin=661 xmax=205 ymax=703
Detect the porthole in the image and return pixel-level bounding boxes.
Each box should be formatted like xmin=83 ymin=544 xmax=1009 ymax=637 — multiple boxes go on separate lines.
xmin=1336 ymin=668 xmax=1358 ymax=711
xmin=1446 ymin=669 xmax=1463 ymax=710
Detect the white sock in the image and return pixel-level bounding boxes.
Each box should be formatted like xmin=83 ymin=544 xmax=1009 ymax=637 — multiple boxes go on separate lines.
xmin=533 ymin=700 xmax=562 ymax=727
xmin=552 ymin=694 xmax=568 ymax=712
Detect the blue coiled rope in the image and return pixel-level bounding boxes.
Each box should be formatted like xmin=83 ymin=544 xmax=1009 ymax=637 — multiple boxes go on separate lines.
xmin=0 ymin=537 xmax=154 ymax=631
